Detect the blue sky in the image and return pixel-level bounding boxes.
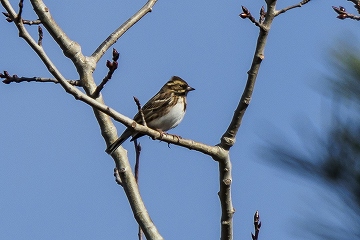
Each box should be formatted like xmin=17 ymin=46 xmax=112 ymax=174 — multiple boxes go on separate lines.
xmin=0 ymin=0 xmax=358 ymax=239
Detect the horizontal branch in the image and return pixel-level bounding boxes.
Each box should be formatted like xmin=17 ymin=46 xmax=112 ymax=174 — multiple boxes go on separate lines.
xmin=0 ymin=71 xmax=81 ymax=86
xmin=2 ymin=11 xmax=41 ymax=25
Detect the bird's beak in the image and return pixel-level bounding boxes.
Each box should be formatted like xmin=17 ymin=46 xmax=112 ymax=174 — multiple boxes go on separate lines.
xmin=187 ymin=86 xmax=195 ymax=92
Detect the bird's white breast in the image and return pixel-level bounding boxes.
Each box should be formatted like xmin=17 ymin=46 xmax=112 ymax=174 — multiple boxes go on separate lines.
xmin=148 ymin=98 xmax=185 ymax=131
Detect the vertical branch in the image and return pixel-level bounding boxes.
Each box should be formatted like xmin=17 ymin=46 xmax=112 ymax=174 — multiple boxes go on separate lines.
xmin=134 ymin=140 xmax=143 ymax=240
xmin=219 ymin=155 xmax=235 ymax=240
xmin=218 ymin=1 xmax=279 ymax=239
xmin=37 ymin=25 xmax=43 ymax=46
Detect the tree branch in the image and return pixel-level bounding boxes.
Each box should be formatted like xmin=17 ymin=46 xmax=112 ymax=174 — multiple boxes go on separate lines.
xmin=91 ymin=48 xmax=119 ymax=98
xmin=219 ymin=154 xmax=235 ymax=240
xmin=332 ymin=5 xmax=360 ymax=20
xmin=0 ymin=71 xmax=81 ymax=86
xmin=239 ymin=6 xmax=267 ymax=31
xmin=37 ymin=25 xmax=43 ymax=46
xmin=91 ymin=0 xmax=158 ymax=63
xmin=222 ymin=1 xmax=275 ymax=151
xmin=275 ymin=0 xmax=311 ymax=16
xmin=2 ymin=11 xmax=41 ymax=25
xmin=2 ymin=1 xmax=163 ymax=239
xmin=217 ymin=2 xmax=277 ymax=238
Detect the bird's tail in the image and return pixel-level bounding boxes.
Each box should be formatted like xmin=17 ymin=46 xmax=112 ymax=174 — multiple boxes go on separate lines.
xmin=105 ymin=129 xmax=132 ymax=154
xmin=105 ymin=137 xmax=126 ymax=155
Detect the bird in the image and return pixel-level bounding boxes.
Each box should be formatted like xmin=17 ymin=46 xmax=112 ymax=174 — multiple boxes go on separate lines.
xmin=106 ymin=76 xmax=195 ymax=154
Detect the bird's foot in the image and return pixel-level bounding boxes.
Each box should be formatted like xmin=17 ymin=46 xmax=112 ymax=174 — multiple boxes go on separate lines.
xmin=155 ymin=130 xmax=181 ymax=143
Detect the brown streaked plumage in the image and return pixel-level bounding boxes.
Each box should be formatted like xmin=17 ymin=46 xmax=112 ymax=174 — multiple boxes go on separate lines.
xmin=106 ymin=76 xmax=194 ymax=154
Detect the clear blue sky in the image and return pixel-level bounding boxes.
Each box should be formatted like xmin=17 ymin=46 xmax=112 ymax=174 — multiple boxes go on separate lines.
xmin=0 ymin=0 xmax=357 ymax=239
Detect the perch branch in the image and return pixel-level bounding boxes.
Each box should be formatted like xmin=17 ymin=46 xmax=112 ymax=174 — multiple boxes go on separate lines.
xmin=2 ymin=1 xmax=163 ymax=239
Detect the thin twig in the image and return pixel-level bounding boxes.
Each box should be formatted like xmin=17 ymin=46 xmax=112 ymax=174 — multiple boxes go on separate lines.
xmin=114 ymin=167 xmax=123 ymax=186
xmin=37 ymin=25 xmax=43 ymax=46
xmin=17 ymin=0 xmax=23 ymax=21
xmin=133 ymin=96 xmax=147 ymax=127
xmin=275 ymin=0 xmax=311 ymax=16
xmin=239 ymin=6 xmax=267 ymax=31
xmin=133 ymin=140 xmax=143 ymax=240
xmin=91 ymin=0 xmax=158 ymax=63
xmin=332 ymin=5 xmax=360 ymax=20
xmin=259 ymin=6 xmax=266 ymax=24
xmin=91 ymin=48 xmax=119 ymax=98
xmin=0 ymin=71 xmax=81 ymax=86
xmin=2 ymin=12 xmax=41 ymax=24
xmin=251 ymin=211 xmax=261 ymax=240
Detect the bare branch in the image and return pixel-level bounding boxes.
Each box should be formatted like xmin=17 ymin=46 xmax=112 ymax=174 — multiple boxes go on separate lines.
xmin=17 ymin=0 xmax=23 ymax=21
xmin=92 ymin=48 xmax=119 ymax=98
xmin=2 ymin=3 xmax=221 ymax=240
xmin=134 ymin=139 xmax=142 ymax=240
xmin=2 ymin=2 xmax=164 ymax=238
xmin=0 ymin=71 xmax=81 ymax=86
xmin=91 ymin=0 xmax=158 ymax=63
xmin=37 ymin=25 xmax=43 ymax=46
xmin=219 ymin=155 xmax=235 ymax=240
xmin=223 ymin=1 xmax=276 ymax=150
xmin=218 ymin=2 xmax=279 ymax=237
xmin=239 ymin=6 xmax=267 ymax=31
xmin=2 ymin=11 xmax=42 ymax=25
xmin=332 ymin=5 xmax=360 ymax=20
xmin=275 ymin=0 xmax=311 ymax=17
xmin=133 ymin=96 xmax=147 ymax=127
xmin=30 ymin=0 xmax=86 ymax=70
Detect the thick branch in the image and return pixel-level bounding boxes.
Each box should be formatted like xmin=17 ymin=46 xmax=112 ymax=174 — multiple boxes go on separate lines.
xmin=219 ymin=155 xmax=235 ymax=240
xmin=91 ymin=0 xmax=158 ymax=63
xmin=30 ymin=0 xmax=88 ymax=70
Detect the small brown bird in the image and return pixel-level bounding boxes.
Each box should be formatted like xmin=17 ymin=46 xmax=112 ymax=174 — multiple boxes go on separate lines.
xmin=106 ymin=76 xmax=195 ymax=154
